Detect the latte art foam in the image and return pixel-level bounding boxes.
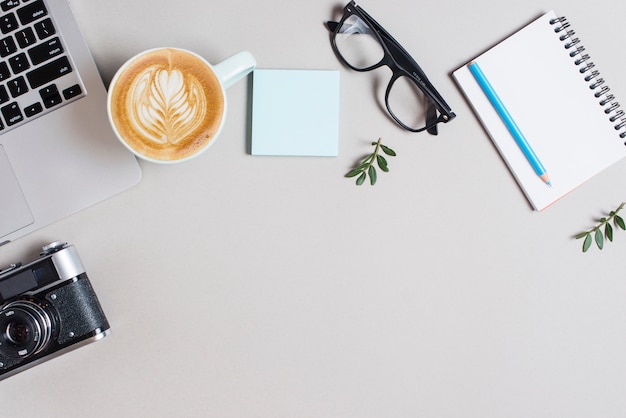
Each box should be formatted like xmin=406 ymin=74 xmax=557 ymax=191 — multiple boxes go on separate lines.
xmin=130 ymin=67 xmax=207 ymax=145
xmin=108 ymin=48 xmax=224 ymax=161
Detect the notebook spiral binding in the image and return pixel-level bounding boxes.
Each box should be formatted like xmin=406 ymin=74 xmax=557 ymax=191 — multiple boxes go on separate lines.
xmin=550 ymin=16 xmax=626 ymax=142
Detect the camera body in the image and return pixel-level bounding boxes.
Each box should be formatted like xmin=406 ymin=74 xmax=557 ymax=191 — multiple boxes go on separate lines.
xmin=0 ymin=241 xmax=110 ymax=381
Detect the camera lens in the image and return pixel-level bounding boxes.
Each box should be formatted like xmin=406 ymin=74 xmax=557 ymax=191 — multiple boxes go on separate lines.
xmin=0 ymin=300 xmax=53 ymax=359
xmin=6 ymin=321 xmax=30 ymax=344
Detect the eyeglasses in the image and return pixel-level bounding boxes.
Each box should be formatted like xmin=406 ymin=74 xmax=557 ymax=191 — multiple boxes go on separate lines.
xmin=326 ymin=1 xmax=455 ymax=135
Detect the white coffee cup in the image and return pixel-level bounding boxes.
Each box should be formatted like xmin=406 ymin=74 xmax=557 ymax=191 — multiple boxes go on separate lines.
xmin=107 ymin=47 xmax=255 ymax=163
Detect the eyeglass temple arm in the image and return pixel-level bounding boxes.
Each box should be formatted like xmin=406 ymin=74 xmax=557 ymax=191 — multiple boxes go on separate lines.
xmin=382 ymin=38 xmax=451 ymax=107
xmin=361 ymin=15 xmax=450 ymax=106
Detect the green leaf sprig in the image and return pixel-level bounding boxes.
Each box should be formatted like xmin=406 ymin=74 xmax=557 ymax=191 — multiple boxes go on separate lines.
xmin=576 ymin=202 xmax=626 ymax=252
xmin=346 ymin=138 xmax=396 ymax=186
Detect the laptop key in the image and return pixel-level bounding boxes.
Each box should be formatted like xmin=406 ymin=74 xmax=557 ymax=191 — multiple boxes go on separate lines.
xmin=8 ymin=76 xmax=28 ymax=97
xmin=9 ymin=52 xmax=29 ymax=73
xmin=24 ymin=102 xmax=42 ymax=117
xmin=0 ymin=0 xmax=20 ymax=12
xmin=34 ymin=17 xmax=54 ymax=39
xmin=1 ymin=102 xmax=23 ymax=125
xmin=39 ymin=84 xmax=55 ymax=97
xmin=62 ymin=84 xmax=81 ymax=100
xmin=15 ymin=26 xmax=36 ymax=48
xmin=28 ymin=36 xmax=62 ymax=65
xmin=0 ymin=13 xmax=18 ymax=34
xmin=16 ymin=0 xmax=47 ymax=26
xmin=0 ymin=61 xmax=9 ymax=80
xmin=0 ymin=85 xmax=9 ymax=103
xmin=0 ymin=35 xmax=16 ymax=57
xmin=26 ymin=55 xmax=71 ymax=88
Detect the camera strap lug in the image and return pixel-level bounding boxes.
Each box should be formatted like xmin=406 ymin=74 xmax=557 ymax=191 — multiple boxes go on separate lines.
xmin=0 ymin=262 xmax=21 ymax=274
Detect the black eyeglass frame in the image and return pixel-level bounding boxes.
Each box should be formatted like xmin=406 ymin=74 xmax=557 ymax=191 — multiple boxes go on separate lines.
xmin=327 ymin=1 xmax=456 ymax=134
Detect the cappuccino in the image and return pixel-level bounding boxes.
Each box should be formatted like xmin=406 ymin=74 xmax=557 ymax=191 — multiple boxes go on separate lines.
xmin=108 ymin=48 xmax=225 ymax=161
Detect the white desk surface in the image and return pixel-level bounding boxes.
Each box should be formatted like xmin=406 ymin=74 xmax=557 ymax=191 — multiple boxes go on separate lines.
xmin=4 ymin=0 xmax=626 ymax=417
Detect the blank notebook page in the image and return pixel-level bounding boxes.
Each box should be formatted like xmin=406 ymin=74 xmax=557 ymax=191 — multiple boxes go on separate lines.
xmin=453 ymin=11 xmax=626 ymax=211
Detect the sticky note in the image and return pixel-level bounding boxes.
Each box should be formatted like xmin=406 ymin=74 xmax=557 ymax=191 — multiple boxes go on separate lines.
xmin=251 ymin=69 xmax=340 ymax=156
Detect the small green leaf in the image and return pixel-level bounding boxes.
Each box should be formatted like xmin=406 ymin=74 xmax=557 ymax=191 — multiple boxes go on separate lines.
xmin=356 ymin=172 xmax=366 ymax=185
xmin=575 ymin=232 xmax=589 ymax=239
xmin=381 ymin=145 xmax=396 ymax=156
xmin=595 ymin=229 xmax=604 ymax=249
xmin=376 ymin=155 xmax=389 ymax=172
xmin=615 ymin=215 xmax=626 ymax=230
xmin=582 ymin=234 xmax=592 ymax=252
xmin=346 ymin=168 xmax=364 ymax=178
xmin=368 ymin=165 xmax=377 ymax=185
xmin=606 ymin=223 xmax=614 ymax=242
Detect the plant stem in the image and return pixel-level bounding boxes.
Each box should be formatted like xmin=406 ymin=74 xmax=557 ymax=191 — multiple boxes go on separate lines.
xmin=576 ymin=202 xmax=626 ymax=252
xmin=345 ymin=138 xmax=395 ymax=186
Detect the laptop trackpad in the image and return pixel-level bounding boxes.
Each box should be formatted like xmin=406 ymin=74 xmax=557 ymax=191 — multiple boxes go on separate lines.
xmin=0 ymin=144 xmax=33 ymax=237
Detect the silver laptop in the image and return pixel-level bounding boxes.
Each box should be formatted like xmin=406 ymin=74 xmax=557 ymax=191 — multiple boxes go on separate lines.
xmin=0 ymin=0 xmax=141 ymax=246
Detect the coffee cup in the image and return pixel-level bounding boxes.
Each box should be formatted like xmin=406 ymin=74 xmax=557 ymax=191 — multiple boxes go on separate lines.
xmin=107 ymin=47 xmax=255 ymax=163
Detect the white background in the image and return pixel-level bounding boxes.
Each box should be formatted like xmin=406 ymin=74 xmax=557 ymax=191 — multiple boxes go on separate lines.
xmin=3 ymin=0 xmax=626 ymax=417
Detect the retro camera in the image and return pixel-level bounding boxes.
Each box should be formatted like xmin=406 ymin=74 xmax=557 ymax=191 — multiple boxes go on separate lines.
xmin=0 ymin=241 xmax=110 ymax=380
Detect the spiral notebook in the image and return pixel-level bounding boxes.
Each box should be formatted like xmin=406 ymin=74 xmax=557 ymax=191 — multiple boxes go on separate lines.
xmin=453 ymin=11 xmax=626 ymax=211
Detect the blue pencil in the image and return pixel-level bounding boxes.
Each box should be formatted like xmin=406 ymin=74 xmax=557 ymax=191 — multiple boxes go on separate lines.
xmin=468 ymin=61 xmax=551 ymax=186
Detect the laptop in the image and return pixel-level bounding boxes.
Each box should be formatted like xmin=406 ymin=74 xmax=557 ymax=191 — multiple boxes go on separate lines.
xmin=0 ymin=0 xmax=141 ymax=246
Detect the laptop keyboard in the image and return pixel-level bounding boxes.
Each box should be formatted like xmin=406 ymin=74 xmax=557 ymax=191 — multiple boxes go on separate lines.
xmin=0 ymin=0 xmax=84 ymax=134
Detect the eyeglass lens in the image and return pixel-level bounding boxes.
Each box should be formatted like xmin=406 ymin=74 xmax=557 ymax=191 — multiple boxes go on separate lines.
xmin=335 ymin=15 xmax=384 ymax=69
xmin=335 ymin=14 xmax=436 ymax=131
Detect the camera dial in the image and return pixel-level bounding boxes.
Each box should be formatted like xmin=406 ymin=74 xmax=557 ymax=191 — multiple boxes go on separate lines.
xmin=0 ymin=300 xmax=54 ymax=359
xmin=40 ymin=241 xmax=67 ymax=256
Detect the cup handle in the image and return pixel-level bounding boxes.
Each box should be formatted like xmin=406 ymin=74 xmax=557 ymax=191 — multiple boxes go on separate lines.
xmin=213 ymin=51 xmax=256 ymax=89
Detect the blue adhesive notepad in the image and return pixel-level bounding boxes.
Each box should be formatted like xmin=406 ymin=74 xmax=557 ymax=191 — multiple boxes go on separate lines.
xmin=251 ymin=69 xmax=340 ymax=156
